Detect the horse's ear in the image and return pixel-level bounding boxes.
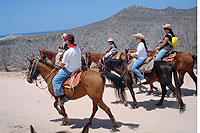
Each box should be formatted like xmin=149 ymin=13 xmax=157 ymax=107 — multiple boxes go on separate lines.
xmin=125 ymin=49 xmax=129 ymax=54
xmin=28 ymin=58 xmax=33 ymax=63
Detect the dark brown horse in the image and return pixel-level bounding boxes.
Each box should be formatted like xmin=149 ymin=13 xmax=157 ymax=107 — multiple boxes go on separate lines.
xmin=39 ymin=49 xmax=87 ymax=71
xmin=104 ymin=59 xmax=185 ymax=112
xmin=27 ymin=58 xmax=127 ymax=132
xmin=128 ymin=49 xmax=197 ymax=95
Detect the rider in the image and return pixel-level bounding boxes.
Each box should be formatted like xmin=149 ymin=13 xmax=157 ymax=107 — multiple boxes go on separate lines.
xmin=52 ymin=34 xmax=82 ymax=105
xmin=129 ymin=33 xmax=147 ymax=84
xmin=55 ymin=33 xmax=69 ymax=66
xmin=104 ymin=38 xmax=118 ymax=60
xmin=155 ymin=24 xmax=175 ymax=61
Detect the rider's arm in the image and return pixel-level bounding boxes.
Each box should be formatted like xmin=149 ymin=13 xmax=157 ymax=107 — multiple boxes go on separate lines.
xmin=105 ymin=45 xmax=112 ymax=53
xmin=156 ymin=37 xmax=169 ymax=50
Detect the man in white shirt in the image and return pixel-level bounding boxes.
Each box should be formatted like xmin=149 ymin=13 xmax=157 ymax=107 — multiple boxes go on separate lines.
xmin=52 ymin=34 xmax=81 ymax=105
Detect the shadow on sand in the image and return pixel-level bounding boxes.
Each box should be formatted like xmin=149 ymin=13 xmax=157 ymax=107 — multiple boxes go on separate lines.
xmin=50 ymin=117 xmax=139 ymax=131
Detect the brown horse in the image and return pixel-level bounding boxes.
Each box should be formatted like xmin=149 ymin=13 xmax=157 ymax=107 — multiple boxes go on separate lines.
xmin=27 ymin=58 xmax=127 ymax=132
xmin=39 ymin=49 xmax=87 ymax=71
xmin=85 ymin=52 xmax=127 ymax=71
xmin=85 ymin=52 xmax=105 ymax=70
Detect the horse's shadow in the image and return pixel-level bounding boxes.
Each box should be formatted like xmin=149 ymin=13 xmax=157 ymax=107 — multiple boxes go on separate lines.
xmin=111 ymin=99 xmax=179 ymax=111
xmin=50 ymin=117 xmax=139 ymax=131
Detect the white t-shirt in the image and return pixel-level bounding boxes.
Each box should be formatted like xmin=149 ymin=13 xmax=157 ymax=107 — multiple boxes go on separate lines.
xmin=136 ymin=42 xmax=147 ymax=59
xmin=62 ymin=46 xmax=82 ymax=72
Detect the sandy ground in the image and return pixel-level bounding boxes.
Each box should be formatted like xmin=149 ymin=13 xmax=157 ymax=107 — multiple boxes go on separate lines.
xmin=0 ymin=70 xmax=197 ymax=133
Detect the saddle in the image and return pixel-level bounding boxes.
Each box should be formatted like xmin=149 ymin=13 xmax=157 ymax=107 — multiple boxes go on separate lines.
xmin=109 ymin=51 xmax=118 ymax=59
xmin=63 ymin=69 xmax=82 ymax=90
xmin=127 ymin=57 xmax=154 ymax=73
xmin=162 ymin=50 xmax=177 ymax=63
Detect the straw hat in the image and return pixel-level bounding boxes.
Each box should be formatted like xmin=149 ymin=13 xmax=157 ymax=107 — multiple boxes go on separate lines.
xmin=162 ymin=24 xmax=172 ymax=30
xmin=132 ymin=33 xmax=146 ymax=40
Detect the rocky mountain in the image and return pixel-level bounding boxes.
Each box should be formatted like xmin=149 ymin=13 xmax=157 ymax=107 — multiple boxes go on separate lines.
xmin=0 ymin=5 xmax=197 ymax=71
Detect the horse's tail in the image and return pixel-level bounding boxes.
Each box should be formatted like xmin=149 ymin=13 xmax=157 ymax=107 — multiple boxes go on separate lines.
xmin=101 ymin=72 xmax=127 ymax=102
xmin=172 ymin=64 xmax=185 ymax=112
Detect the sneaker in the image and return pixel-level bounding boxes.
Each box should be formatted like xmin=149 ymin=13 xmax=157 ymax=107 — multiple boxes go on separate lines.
xmin=60 ymin=95 xmax=69 ymax=104
xmin=140 ymin=79 xmax=147 ymax=84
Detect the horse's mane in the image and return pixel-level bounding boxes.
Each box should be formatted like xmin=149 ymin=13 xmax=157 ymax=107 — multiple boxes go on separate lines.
xmin=39 ymin=59 xmax=55 ymax=69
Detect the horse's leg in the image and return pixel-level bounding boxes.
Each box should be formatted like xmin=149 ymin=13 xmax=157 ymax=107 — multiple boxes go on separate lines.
xmin=165 ymin=80 xmax=185 ymax=112
xmin=178 ymin=72 xmax=186 ymax=88
xmin=54 ymin=100 xmax=62 ymax=115
xmin=187 ymin=70 xmax=197 ymax=95
xmin=59 ymin=105 xmax=69 ymax=125
xmin=97 ymin=100 xmax=118 ymax=131
xmin=82 ymin=101 xmax=98 ymax=133
xmin=155 ymin=83 xmax=167 ymax=106
xmin=127 ymin=82 xmax=137 ymax=108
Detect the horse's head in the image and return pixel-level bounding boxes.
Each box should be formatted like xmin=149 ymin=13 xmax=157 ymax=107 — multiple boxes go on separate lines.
xmin=39 ymin=49 xmax=47 ymax=60
xmin=27 ymin=58 xmax=40 ymax=83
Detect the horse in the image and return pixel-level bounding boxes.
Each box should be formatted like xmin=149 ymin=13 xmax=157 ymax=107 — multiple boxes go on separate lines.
xmin=85 ymin=52 xmax=105 ymax=70
xmin=39 ymin=49 xmax=87 ymax=71
xmin=27 ymin=58 xmax=127 ymax=132
xmin=85 ymin=52 xmax=127 ymax=71
xmin=128 ymin=49 xmax=197 ymax=95
xmin=103 ymin=59 xmax=185 ymax=112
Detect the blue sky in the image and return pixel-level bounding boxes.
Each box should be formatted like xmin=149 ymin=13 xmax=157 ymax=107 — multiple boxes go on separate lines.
xmin=0 ymin=0 xmax=197 ymax=36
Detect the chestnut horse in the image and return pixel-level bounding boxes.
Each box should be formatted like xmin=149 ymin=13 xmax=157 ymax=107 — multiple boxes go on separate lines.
xmin=104 ymin=59 xmax=185 ymax=112
xmin=39 ymin=49 xmax=87 ymax=71
xmin=128 ymin=49 xmax=197 ymax=95
xmin=27 ymin=58 xmax=127 ymax=132
xmin=85 ymin=52 xmax=127 ymax=71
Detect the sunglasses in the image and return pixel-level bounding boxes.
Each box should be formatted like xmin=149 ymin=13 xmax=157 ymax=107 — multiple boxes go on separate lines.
xmin=164 ymin=28 xmax=169 ymax=30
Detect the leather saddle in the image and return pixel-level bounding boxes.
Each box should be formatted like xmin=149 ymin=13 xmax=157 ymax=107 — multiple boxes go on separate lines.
xmin=127 ymin=57 xmax=154 ymax=73
xmin=62 ymin=69 xmax=82 ymax=90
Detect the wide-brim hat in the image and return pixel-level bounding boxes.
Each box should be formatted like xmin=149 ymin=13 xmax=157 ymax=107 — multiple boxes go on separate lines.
xmin=162 ymin=24 xmax=172 ymax=30
xmin=132 ymin=33 xmax=146 ymax=40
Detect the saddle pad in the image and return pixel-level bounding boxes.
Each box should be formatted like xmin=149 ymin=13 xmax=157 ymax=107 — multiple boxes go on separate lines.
xmin=63 ymin=72 xmax=82 ymax=89
xmin=139 ymin=59 xmax=154 ymax=73
xmin=127 ymin=57 xmax=154 ymax=73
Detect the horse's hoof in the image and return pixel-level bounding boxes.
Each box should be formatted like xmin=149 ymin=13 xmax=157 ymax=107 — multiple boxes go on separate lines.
xmin=61 ymin=121 xmax=69 ymax=126
xmin=111 ymin=123 xmax=119 ymax=132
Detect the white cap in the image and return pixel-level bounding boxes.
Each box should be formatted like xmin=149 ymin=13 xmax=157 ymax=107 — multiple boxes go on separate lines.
xmin=108 ymin=37 xmax=114 ymax=42
xmin=61 ymin=33 xmax=67 ymax=39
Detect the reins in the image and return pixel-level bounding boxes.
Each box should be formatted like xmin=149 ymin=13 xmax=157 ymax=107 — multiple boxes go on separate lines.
xmin=30 ymin=59 xmax=57 ymax=89
xmin=35 ymin=67 xmax=57 ymax=89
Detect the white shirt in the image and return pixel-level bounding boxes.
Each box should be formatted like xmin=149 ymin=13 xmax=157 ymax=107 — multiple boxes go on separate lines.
xmin=110 ymin=44 xmax=117 ymax=52
xmin=62 ymin=46 xmax=82 ymax=72
xmin=136 ymin=42 xmax=147 ymax=59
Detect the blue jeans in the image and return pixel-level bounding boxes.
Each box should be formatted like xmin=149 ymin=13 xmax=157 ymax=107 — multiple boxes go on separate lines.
xmin=52 ymin=68 xmax=72 ymax=96
xmin=155 ymin=49 xmax=168 ymax=61
xmin=132 ymin=58 xmax=146 ymax=80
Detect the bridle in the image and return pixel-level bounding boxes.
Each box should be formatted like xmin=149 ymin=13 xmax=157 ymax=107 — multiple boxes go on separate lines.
xmin=27 ymin=59 xmax=57 ymax=89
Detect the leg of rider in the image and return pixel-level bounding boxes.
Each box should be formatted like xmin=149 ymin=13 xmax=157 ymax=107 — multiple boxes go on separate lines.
xmin=132 ymin=59 xmax=146 ymax=81
xmin=155 ymin=49 xmax=168 ymax=61
xmin=52 ymin=68 xmax=72 ymax=104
